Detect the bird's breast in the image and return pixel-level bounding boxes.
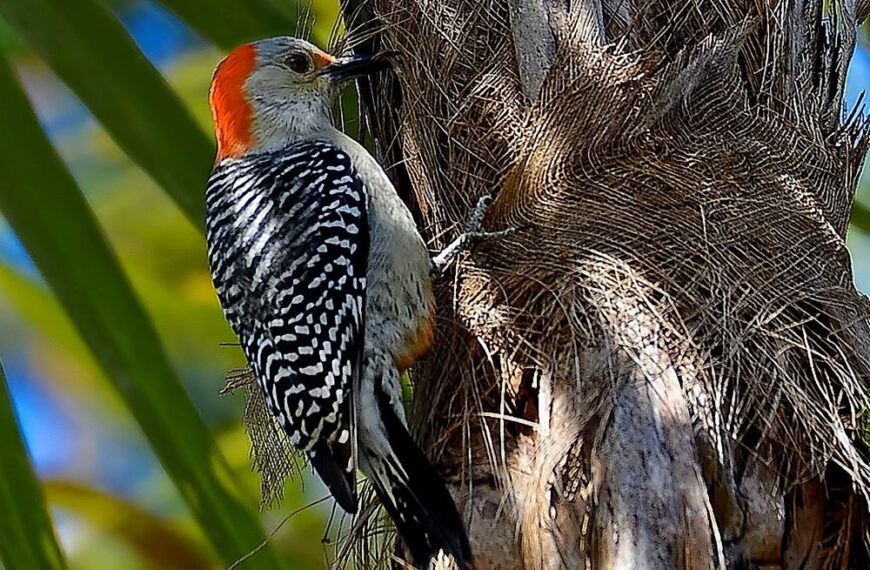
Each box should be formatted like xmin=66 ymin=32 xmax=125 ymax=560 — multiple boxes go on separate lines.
xmin=363 ymin=178 xmax=435 ymax=369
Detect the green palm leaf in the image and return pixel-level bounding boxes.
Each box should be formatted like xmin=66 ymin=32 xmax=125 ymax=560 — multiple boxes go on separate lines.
xmin=156 ymin=0 xmax=294 ymax=49
xmin=0 ymin=0 xmax=213 ymax=226
xmin=0 ymin=364 xmax=69 ymax=570
xmin=854 ymin=201 xmax=870 ymax=234
xmin=0 ymin=54 xmax=284 ymax=570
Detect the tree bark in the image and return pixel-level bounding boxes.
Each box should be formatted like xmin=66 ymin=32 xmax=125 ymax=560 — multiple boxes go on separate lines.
xmin=338 ymin=1 xmax=870 ymax=568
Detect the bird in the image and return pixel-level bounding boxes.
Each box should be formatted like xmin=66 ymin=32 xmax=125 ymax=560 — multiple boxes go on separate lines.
xmin=204 ymin=36 xmax=488 ymax=567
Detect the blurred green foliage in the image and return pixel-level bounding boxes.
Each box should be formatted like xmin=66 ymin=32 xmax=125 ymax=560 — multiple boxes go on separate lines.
xmin=156 ymin=0 xmax=295 ymax=49
xmin=0 ymin=0 xmax=214 ymax=225
xmin=0 ymin=49 xmax=285 ymax=569
xmin=0 ymin=365 xmax=68 ymax=570
xmin=855 ymin=201 xmax=870 ymax=233
xmin=0 ymin=1 xmax=340 ymax=568
xmin=44 ymin=480 xmax=211 ymax=570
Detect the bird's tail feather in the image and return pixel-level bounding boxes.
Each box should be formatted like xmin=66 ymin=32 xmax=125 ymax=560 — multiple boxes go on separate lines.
xmin=308 ymin=439 xmax=357 ymax=513
xmin=365 ymin=392 xmax=472 ymax=568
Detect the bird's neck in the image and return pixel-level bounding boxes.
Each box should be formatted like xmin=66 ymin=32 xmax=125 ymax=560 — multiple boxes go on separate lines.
xmin=248 ymin=98 xmax=335 ymax=155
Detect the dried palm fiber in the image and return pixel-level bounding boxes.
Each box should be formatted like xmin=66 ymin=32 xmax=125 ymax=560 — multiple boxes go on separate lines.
xmin=220 ymin=369 xmax=301 ymax=509
xmin=227 ymin=0 xmax=870 ymax=567
xmin=331 ymin=0 xmax=870 ymax=567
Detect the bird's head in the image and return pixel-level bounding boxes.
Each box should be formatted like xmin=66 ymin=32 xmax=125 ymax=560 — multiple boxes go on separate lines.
xmin=209 ymin=36 xmax=393 ymax=162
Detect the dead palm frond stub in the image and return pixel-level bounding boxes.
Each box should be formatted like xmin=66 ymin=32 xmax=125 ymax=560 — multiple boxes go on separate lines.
xmin=221 ymin=368 xmax=303 ymax=509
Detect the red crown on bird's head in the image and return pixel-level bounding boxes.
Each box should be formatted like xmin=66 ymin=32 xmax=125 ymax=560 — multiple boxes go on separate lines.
xmin=209 ymin=41 xmax=338 ymax=164
xmin=209 ymin=43 xmax=257 ymax=163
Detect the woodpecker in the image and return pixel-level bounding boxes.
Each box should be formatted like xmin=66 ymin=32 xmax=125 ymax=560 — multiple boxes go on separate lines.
xmin=205 ymin=37 xmax=482 ymax=567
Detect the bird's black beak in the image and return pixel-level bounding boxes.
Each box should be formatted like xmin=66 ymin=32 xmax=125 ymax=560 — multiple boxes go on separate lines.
xmin=319 ymin=51 xmax=398 ymax=82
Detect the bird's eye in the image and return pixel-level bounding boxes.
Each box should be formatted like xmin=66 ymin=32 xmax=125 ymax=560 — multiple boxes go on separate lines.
xmin=285 ymin=53 xmax=312 ymax=74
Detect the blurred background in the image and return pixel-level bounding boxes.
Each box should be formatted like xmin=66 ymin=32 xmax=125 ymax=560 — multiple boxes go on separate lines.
xmin=0 ymin=2 xmax=867 ymax=569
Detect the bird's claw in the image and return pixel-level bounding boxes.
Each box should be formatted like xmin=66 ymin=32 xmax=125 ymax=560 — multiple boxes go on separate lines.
xmin=465 ymin=194 xmax=493 ymax=234
xmin=430 ymin=194 xmax=516 ymax=275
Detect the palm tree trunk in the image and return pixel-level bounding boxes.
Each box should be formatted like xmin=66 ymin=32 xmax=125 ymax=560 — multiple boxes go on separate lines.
xmin=340 ymin=1 xmax=870 ymax=567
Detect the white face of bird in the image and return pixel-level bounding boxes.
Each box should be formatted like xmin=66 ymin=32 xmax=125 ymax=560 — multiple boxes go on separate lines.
xmin=209 ymin=36 xmax=395 ymax=162
xmin=244 ymin=37 xmax=338 ymax=149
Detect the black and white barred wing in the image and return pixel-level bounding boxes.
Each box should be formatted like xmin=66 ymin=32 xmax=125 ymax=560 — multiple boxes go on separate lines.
xmin=205 ymin=141 xmax=369 ymax=513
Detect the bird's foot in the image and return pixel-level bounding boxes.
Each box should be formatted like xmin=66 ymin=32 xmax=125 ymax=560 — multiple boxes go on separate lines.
xmin=431 ymin=195 xmax=516 ymax=275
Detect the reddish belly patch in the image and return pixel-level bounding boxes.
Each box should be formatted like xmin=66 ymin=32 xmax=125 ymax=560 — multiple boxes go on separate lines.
xmin=394 ymin=308 xmax=436 ymax=373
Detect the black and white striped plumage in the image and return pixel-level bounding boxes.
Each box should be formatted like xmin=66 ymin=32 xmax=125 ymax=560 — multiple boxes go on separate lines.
xmin=206 ymin=140 xmax=368 ymax=511
xmin=206 ymin=36 xmax=474 ymax=567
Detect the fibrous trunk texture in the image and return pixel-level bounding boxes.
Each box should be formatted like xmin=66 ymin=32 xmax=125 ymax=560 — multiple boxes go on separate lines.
xmin=335 ymin=0 xmax=870 ymax=568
